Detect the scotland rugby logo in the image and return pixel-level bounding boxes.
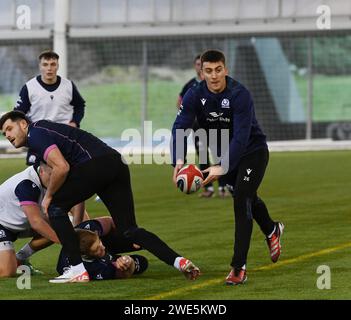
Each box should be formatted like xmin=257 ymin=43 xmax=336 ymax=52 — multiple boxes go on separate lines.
xmin=28 ymin=155 xmax=37 ymax=164
xmin=221 ymin=98 xmax=230 ymax=108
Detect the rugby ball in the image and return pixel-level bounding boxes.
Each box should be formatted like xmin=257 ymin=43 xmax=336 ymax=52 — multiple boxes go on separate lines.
xmin=176 ymin=164 xmax=204 ymax=194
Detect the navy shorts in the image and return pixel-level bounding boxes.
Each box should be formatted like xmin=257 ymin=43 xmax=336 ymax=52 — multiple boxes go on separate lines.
xmin=0 ymin=224 xmax=18 ymax=251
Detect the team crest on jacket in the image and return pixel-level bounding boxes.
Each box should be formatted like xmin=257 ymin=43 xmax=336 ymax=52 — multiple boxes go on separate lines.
xmin=221 ymin=98 xmax=230 ymax=108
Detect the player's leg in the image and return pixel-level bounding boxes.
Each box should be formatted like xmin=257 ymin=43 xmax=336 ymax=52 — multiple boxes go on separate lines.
xmin=47 ymin=163 xmax=101 ymax=283
xmin=250 ymin=153 xmax=284 ymax=263
xmin=0 ymin=226 xmax=18 ymax=277
xmin=252 ymin=195 xmax=284 ymax=263
xmin=251 ymin=196 xmax=275 ymax=236
xmin=49 ymin=153 xmax=132 ymax=281
xmin=217 ymin=176 xmax=231 ymax=198
xmin=102 ymin=231 xmax=141 ymax=254
xmin=0 ymin=249 xmax=17 ymax=277
xmin=48 ymin=156 xmax=114 ymax=269
xmin=97 ymin=160 xmax=178 ymax=264
xmin=97 ymin=156 xmax=200 ymax=279
xmin=69 ymin=202 xmax=89 ymax=226
xmin=16 ymin=233 xmax=52 ymax=275
xmin=47 ymin=204 xmax=89 ymax=283
xmin=226 ymin=148 xmax=269 ymax=285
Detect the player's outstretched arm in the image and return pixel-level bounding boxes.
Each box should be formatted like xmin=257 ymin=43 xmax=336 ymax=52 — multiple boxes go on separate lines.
xmin=42 ymin=148 xmax=70 ymax=214
xmin=22 ymin=205 xmax=60 ymax=243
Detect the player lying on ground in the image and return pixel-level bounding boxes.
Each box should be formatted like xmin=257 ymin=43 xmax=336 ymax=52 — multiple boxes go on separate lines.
xmin=13 ymin=216 xmax=148 ymax=280
xmin=56 ymin=217 xmax=148 ymax=280
xmin=21 ymin=215 xmax=148 ymax=280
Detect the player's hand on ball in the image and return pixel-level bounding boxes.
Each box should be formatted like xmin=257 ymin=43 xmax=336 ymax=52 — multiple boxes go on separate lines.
xmin=202 ymin=165 xmax=225 ymax=187
xmin=176 ymin=164 xmax=203 ymax=194
xmin=114 ymin=255 xmax=136 ymax=279
xmin=116 ymin=255 xmax=132 ymax=271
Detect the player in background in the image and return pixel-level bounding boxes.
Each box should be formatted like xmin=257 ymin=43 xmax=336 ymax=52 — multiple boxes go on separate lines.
xmin=177 ymin=55 xmax=230 ymax=198
xmin=15 ymin=50 xmax=85 ymax=164
xmin=14 ymin=50 xmax=88 ymax=224
xmin=0 ymin=111 xmax=200 ymax=283
xmin=171 ymin=49 xmax=284 ymax=285
xmin=0 ymin=163 xmax=59 ymax=278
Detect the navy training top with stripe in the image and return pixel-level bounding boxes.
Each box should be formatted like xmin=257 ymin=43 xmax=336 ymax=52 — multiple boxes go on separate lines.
xmin=27 ymin=120 xmax=116 ymax=166
xmin=171 ymin=76 xmax=267 ymax=173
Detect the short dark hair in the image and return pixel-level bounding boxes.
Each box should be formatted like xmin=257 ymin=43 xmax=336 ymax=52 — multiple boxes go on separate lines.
xmin=200 ymin=49 xmax=226 ymax=66
xmin=38 ymin=50 xmax=59 ymax=61
xmin=0 ymin=110 xmax=30 ymax=130
xmin=193 ymin=54 xmax=201 ymax=63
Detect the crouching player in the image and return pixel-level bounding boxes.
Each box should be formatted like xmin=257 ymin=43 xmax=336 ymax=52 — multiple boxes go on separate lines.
xmin=56 ymin=216 xmax=148 ymax=280
xmin=0 ymin=164 xmax=59 ymax=277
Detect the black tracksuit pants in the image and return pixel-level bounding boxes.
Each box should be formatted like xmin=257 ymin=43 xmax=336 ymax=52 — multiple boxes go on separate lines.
xmin=224 ymin=147 xmax=275 ymax=269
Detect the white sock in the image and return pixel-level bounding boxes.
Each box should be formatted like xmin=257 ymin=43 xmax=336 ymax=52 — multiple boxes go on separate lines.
xmin=241 ymin=264 xmax=246 ymax=270
xmin=71 ymin=263 xmax=86 ymax=273
xmin=173 ymin=257 xmax=185 ymax=271
xmin=268 ymin=225 xmax=276 ymax=238
xmin=16 ymin=243 xmax=35 ymax=261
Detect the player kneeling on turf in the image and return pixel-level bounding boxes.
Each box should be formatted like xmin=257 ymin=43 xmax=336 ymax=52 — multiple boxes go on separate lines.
xmin=0 ymin=163 xmax=60 ymax=278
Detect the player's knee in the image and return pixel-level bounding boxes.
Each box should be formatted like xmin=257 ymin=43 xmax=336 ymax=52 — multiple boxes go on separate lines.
xmin=234 ymin=193 xmax=247 ymax=205
xmin=254 ymin=196 xmax=265 ymax=206
xmin=234 ymin=195 xmax=254 ymax=220
xmin=0 ymin=265 xmax=17 ymax=278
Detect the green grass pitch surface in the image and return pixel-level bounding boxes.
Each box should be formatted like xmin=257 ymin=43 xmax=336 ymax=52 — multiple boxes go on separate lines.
xmin=0 ymin=151 xmax=351 ymax=300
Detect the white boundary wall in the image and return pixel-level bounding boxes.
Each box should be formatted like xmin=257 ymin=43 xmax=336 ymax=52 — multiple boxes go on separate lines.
xmin=1 ymin=138 xmax=351 ymax=160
